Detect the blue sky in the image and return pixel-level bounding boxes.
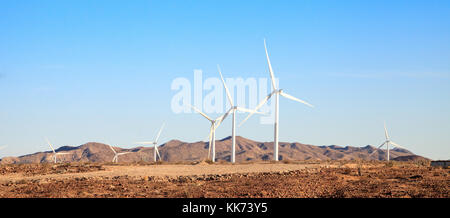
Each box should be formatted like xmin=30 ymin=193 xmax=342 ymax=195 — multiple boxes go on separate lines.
xmin=0 ymin=0 xmax=449 ymax=160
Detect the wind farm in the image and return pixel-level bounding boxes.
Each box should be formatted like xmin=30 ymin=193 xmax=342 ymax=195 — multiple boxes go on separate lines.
xmin=1 ymin=3 xmax=449 ymax=216
xmin=0 ymin=39 xmax=447 ymax=199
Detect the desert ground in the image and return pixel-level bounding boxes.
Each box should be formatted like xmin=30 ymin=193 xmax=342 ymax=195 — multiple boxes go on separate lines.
xmin=0 ymin=160 xmax=448 ymax=198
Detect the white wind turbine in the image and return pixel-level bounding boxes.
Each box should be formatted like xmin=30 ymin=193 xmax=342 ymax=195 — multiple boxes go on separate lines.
xmin=240 ymin=39 xmax=314 ymax=161
xmin=108 ymin=144 xmax=131 ymax=163
xmin=370 ymin=122 xmax=408 ymax=161
xmin=45 ymin=138 xmax=70 ymax=164
xmin=190 ymin=104 xmax=232 ymax=162
xmin=217 ymin=65 xmax=265 ymax=163
xmin=136 ymin=123 xmax=165 ymax=162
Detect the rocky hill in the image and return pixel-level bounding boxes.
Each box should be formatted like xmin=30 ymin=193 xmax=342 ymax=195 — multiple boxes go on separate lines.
xmin=0 ymin=136 xmax=421 ymax=164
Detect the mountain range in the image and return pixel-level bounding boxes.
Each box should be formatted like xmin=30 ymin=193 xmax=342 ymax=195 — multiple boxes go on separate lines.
xmin=0 ymin=136 xmax=428 ymax=164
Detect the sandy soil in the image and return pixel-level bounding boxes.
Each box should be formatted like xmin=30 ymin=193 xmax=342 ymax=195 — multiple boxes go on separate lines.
xmin=0 ymin=162 xmax=325 ymax=183
xmin=0 ymin=161 xmax=447 ymax=198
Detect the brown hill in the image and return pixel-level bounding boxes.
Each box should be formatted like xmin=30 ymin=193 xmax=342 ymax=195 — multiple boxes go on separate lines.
xmin=392 ymin=155 xmax=430 ymax=162
xmin=0 ymin=136 xmax=421 ymax=164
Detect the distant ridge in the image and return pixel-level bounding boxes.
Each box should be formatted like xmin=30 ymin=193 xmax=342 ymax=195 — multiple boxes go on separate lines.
xmin=0 ymin=136 xmax=423 ymax=164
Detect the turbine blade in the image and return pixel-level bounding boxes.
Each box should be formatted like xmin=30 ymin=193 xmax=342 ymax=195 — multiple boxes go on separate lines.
xmin=155 ymin=146 xmax=162 ymax=160
xmin=190 ymin=104 xmax=213 ymax=121
xmin=239 ymin=90 xmax=276 ymax=127
xmin=384 ymin=121 xmax=389 ymax=140
xmin=154 ymin=122 xmax=165 ymax=143
xmin=215 ymin=108 xmax=232 ymax=130
xmin=390 ymin=141 xmax=406 ymax=149
xmin=279 ymin=91 xmax=314 ymax=108
xmin=369 ymin=142 xmax=386 ymax=157
xmin=236 ymin=107 xmax=265 ymax=115
xmin=217 ymin=65 xmax=234 ymax=106
xmin=369 ymin=150 xmax=378 ymax=157
xmin=45 ymin=137 xmax=56 ymax=153
xmin=264 ymin=39 xmax=277 ymax=91
xmin=378 ymin=141 xmax=387 ymax=149
xmin=108 ymin=144 xmax=117 ymax=154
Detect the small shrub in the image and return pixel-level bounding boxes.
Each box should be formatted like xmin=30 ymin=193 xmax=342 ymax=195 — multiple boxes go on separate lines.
xmin=342 ymin=168 xmax=352 ymax=175
xmin=205 ymin=159 xmax=214 ymax=164
xmin=414 ymin=160 xmax=430 ymax=167
xmin=385 ymin=161 xmax=394 ymax=167
xmin=281 ymin=159 xmax=293 ymax=164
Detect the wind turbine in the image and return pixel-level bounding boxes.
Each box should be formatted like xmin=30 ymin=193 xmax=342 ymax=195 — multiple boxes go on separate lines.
xmin=370 ymin=122 xmax=408 ymax=161
xmin=190 ymin=104 xmax=231 ymax=162
xmin=217 ymin=65 xmax=265 ymax=163
xmin=45 ymin=138 xmax=70 ymax=164
xmin=240 ymin=39 xmax=314 ymax=161
xmin=136 ymin=123 xmax=165 ymax=162
xmin=108 ymin=144 xmax=131 ymax=163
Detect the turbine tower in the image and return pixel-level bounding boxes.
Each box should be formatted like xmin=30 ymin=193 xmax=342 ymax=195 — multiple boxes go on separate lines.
xmin=108 ymin=144 xmax=131 ymax=163
xmin=370 ymin=122 xmax=408 ymax=161
xmin=45 ymin=138 xmax=70 ymax=164
xmin=190 ymin=105 xmax=231 ymax=162
xmin=240 ymin=39 xmax=313 ymax=161
xmin=217 ymin=65 xmax=264 ymax=163
xmin=136 ymin=123 xmax=165 ymax=162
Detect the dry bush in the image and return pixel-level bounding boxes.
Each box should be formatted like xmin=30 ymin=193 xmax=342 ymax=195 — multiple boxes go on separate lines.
xmin=414 ymin=160 xmax=431 ymax=167
xmin=281 ymin=159 xmax=293 ymax=164
xmin=342 ymin=168 xmax=352 ymax=175
xmin=385 ymin=161 xmax=394 ymax=167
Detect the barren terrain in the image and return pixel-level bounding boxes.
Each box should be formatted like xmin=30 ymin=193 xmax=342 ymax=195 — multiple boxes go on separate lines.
xmin=0 ymin=161 xmax=447 ymax=198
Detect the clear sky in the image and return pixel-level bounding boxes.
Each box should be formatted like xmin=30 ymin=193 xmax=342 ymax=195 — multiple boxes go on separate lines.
xmin=0 ymin=0 xmax=449 ymax=160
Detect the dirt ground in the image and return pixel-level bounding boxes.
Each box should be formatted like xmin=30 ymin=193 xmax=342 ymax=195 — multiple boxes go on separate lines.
xmin=0 ymin=161 xmax=448 ymax=198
